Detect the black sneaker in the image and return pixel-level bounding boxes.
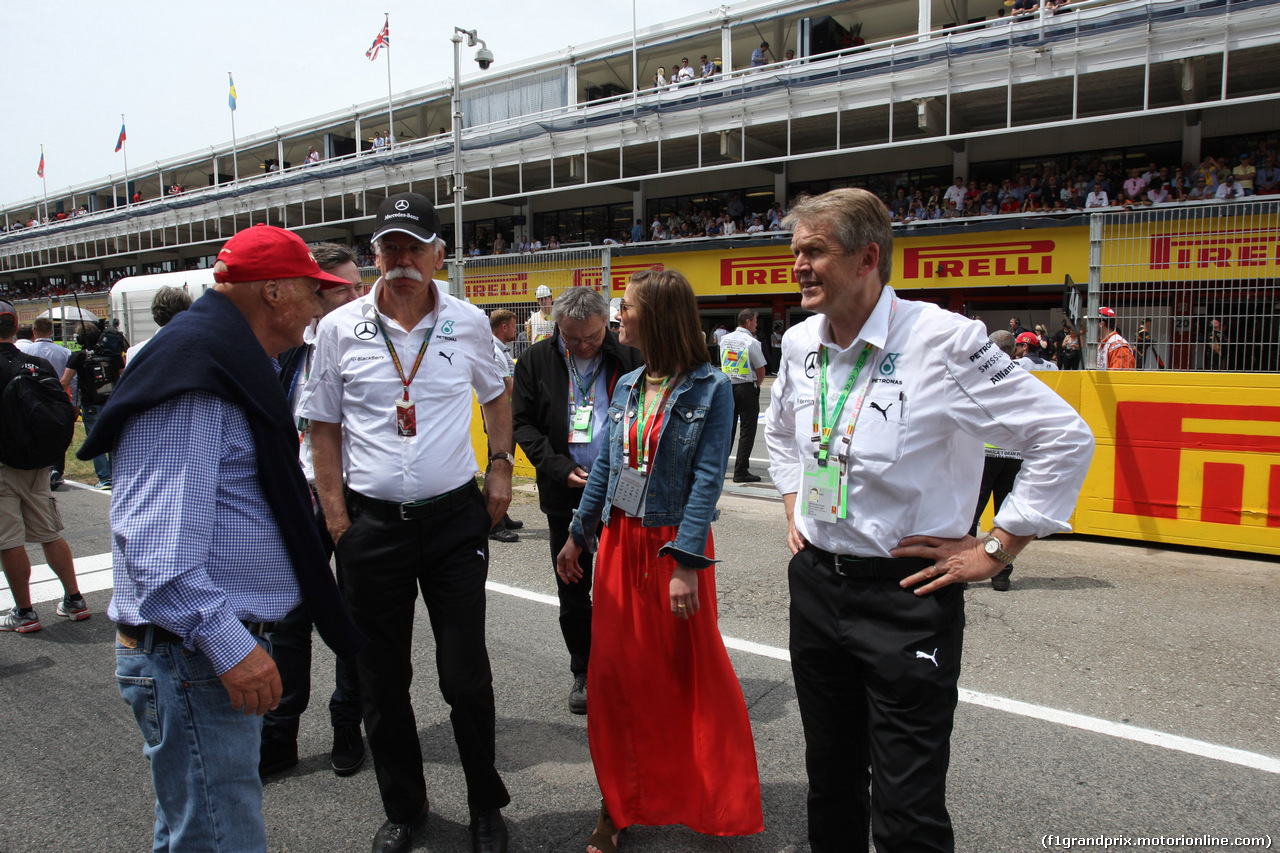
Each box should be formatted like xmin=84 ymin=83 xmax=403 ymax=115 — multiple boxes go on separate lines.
xmin=331 ymin=723 xmax=366 ymax=776
xmin=489 ymin=526 xmax=519 ymax=543
xmin=991 ymin=566 xmax=1013 ymax=592
xmin=732 ymin=472 xmax=762 ymax=483
xmin=569 ymin=673 xmax=587 ymax=716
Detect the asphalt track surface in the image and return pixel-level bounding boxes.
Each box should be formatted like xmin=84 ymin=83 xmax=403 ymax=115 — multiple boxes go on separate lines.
xmin=2 ymin=449 xmax=1278 ymax=852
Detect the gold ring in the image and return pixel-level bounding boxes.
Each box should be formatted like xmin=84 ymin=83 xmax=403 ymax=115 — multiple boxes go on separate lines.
xmin=677 ymin=604 xmax=686 ymax=609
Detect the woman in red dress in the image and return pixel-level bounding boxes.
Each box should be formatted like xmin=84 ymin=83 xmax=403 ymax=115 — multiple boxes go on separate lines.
xmin=558 ymin=269 xmax=763 ymax=853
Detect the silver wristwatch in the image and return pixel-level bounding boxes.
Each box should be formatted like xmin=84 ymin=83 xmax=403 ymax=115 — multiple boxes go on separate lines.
xmin=982 ymin=534 xmax=1015 ymax=565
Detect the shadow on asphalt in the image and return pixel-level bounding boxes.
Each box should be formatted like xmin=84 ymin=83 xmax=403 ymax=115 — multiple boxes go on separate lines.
xmin=990 ymin=575 xmax=1114 ymax=591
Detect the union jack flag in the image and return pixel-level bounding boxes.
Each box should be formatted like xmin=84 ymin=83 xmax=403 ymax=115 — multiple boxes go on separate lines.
xmin=366 ymin=20 xmax=389 ymax=61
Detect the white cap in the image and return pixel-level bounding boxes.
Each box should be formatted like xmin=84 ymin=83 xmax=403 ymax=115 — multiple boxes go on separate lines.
xmin=536 ymin=285 xmax=553 ymax=299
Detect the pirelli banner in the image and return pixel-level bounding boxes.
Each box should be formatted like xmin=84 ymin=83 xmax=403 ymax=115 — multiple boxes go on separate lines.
xmin=1099 ymin=203 xmax=1280 ymax=283
xmin=1034 ymin=371 xmax=1280 ymax=556
xmin=453 ymin=228 xmax=1092 ymax=304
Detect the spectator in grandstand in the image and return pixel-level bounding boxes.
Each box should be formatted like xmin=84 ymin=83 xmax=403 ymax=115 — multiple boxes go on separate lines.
xmin=785 ymin=48 xmax=796 ymax=61
xmin=701 ymin=55 xmax=715 ymax=79
xmin=631 ymin=219 xmax=645 ymax=243
xmin=654 ymin=67 xmax=667 ymax=88
xmin=1187 ymin=177 xmax=1213 ymax=200
xmin=1123 ymin=168 xmax=1147 ymax=199
xmin=1095 ymin=307 xmax=1136 ymax=370
xmin=746 ymin=215 xmax=765 ymax=234
xmin=0 ymin=301 xmax=88 ymax=634
xmin=1255 ymin=154 xmax=1280 ymax=194
xmin=512 ymin=287 xmax=641 ymax=717
xmin=1233 ymin=154 xmax=1256 ymax=195
xmin=751 ymin=41 xmax=770 ymax=67
xmin=132 ymin=190 xmax=141 ymax=204
xmin=1146 ymin=180 xmax=1170 ymax=205
xmin=468 ymin=240 xmax=481 ymax=257
xmin=944 ymin=176 xmax=968 ymax=210
xmin=372 ymin=131 xmax=387 ymax=152
xmin=302 ymin=194 xmax=512 ymax=853
xmin=677 ymin=58 xmax=696 ymax=85
xmin=85 ymin=225 xmax=363 ymax=853
xmin=547 ymin=235 xmax=561 ymax=250
xmin=305 ymin=146 xmax=321 ymax=166
xmin=493 ymin=232 xmax=509 ymax=254
xmin=1194 ymin=156 xmax=1222 ymax=190
xmin=1085 ymin=182 xmax=1110 ymax=208
xmin=1205 ymin=318 xmax=1224 ymax=370
xmin=1216 ymin=173 xmax=1245 ymax=199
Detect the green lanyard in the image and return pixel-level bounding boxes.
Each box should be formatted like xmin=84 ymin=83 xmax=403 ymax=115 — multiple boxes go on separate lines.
xmin=567 ymin=352 xmax=602 ymax=408
xmin=374 ymin=314 xmax=433 ymax=401
xmin=813 ymin=344 xmax=873 ymax=465
xmin=631 ymin=375 xmax=672 ymax=473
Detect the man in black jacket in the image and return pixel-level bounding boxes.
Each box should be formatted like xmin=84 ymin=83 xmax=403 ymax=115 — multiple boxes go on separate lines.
xmin=512 ymin=287 xmax=641 ymax=715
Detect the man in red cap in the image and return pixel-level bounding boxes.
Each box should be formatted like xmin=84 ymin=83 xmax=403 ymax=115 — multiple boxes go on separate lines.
xmin=80 ymin=224 xmax=366 ymax=853
xmin=1014 ymin=331 xmax=1058 ymax=371
xmin=1094 ymin=307 xmax=1136 ymax=370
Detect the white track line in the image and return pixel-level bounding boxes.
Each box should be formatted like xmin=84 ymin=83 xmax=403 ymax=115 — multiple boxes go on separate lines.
xmin=16 ymin=553 xmax=1276 ymax=775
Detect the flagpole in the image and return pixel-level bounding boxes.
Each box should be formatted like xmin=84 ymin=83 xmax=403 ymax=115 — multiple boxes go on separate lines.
xmin=122 ymin=114 xmax=131 ymax=206
xmin=384 ymin=13 xmax=395 ymax=148
xmin=40 ymin=144 xmax=49 ymax=222
xmin=229 ymin=72 xmax=240 ymax=184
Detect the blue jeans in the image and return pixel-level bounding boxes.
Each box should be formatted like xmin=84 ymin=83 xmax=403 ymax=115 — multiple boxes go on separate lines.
xmin=116 ymin=630 xmax=269 ymax=853
xmin=80 ymin=405 xmax=112 ymax=483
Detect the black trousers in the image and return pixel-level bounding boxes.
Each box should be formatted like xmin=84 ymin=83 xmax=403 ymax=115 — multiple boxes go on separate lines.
xmin=339 ymin=483 xmax=510 ymax=823
xmin=788 ymin=547 xmax=965 ymax=853
xmin=547 ymin=512 xmax=593 ymax=677
xmin=971 ymin=456 xmax=1022 ymax=576
xmin=729 ymin=381 xmax=760 ymax=476
xmin=262 ymin=501 xmax=362 ymax=745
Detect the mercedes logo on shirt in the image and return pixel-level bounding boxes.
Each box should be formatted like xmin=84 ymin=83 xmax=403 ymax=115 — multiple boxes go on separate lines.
xmin=355 ymin=321 xmax=378 ymax=340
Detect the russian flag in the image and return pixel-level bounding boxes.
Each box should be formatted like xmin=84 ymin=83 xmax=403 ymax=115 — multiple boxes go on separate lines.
xmin=115 ymin=124 xmax=126 ymax=153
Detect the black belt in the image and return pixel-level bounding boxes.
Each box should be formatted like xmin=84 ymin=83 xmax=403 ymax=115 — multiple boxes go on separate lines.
xmin=346 ymin=482 xmax=478 ymax=523
xmin=116 ymin=620 xmax=275 ymax=645
xmin=808 ymin=546 xmax=934 ymax=580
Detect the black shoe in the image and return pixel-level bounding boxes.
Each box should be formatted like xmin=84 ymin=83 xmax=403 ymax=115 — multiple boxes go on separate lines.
xmin=258 ymin=739 xmax=299 ymax=779
xmin=503 ymin=514 xmax=523 ymax=530
xmin=49 ymin=474 xmax=64 ymax=491
xmin=732 ymin=472 xmax=762 ymax=483
xmin=569 ymin=673 xmax=587 ymax=716
xmin=469 ymin=808 xmax=509 ymax=853
xmin=991 ymin=566 xmax=1013 ymax=592
xmin=331 ymin=723 xmax=365 ymax=776
xmin=371 ymin=804 xmax=428 ymax=853
xmin=489 ymin=526 xmax=519 ymax=543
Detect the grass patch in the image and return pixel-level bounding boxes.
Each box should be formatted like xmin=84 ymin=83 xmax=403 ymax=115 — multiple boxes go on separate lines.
xmin=64 ymin=421 xmax=100 ymax=486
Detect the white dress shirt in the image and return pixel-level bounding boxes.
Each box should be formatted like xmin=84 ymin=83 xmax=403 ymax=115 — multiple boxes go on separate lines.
xmin=765 ymin=286 xmax=1094 ymax=558
xmin=300 ymin=278 xmax=505 ymax=502
xmin=718 ymin=326 xmax=766 ymax=385
xmin=27 ymin=338 xmax=71 ymax=377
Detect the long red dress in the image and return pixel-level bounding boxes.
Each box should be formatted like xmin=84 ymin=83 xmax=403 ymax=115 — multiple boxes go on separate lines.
xmin=587 ymin=408 xmax=764 ymax=836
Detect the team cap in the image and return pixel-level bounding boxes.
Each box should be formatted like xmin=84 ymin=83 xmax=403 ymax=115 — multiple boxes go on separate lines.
xmin=1015 ymin=332 xmax=1039 ymax=345
xmin=372 ymin=193 xmax=441 ymax=245
xmin=1095 ymin=306 xmax=1117 ymax=318
xmin=213 ymin=225 xmax=351 ymax=289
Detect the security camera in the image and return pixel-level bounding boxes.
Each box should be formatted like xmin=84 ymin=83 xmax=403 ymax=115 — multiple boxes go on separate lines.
xmin=475 ymin=47 xmax=494 ymax=70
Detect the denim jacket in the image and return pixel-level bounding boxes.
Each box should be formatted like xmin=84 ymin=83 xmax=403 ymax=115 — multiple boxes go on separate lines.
xmin=569 ymin=362 xmax=733 ymax=569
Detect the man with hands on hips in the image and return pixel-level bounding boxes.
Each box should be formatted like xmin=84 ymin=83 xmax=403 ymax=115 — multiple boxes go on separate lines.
xmin=764 ymin=188 xmax=1094 ymax=853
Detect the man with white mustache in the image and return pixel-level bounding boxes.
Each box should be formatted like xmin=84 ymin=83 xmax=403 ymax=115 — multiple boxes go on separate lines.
xmin=301 ymin=193 xmax=514 ymax=853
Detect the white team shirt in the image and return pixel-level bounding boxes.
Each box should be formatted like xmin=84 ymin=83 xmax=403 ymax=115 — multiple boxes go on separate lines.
xmin=718 ymin=326 xmax=767 ymax=385
xmin=1014 ymin=355 xmax=1058 ymax=371
xmin=765 ymin=286 xmax=1094 ymax=557
xmin=300 ymin=278 xmax=506 ymax=502
xmin=492 ymin=335 xmax=515 ymax=377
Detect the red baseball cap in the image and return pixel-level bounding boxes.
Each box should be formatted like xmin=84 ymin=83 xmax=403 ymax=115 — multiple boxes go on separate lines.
xmin=1096 ymin=306 xmax=1116 ymax=318
xmin=1015 ymin=332 xmax=1039 ymax=345
xmin=214 ymin=225 xmax=351 ymax=289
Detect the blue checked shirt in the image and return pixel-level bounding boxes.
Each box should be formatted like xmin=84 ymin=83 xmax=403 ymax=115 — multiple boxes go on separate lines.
xmin=107 ymin=391 xmax=301 ymax=674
